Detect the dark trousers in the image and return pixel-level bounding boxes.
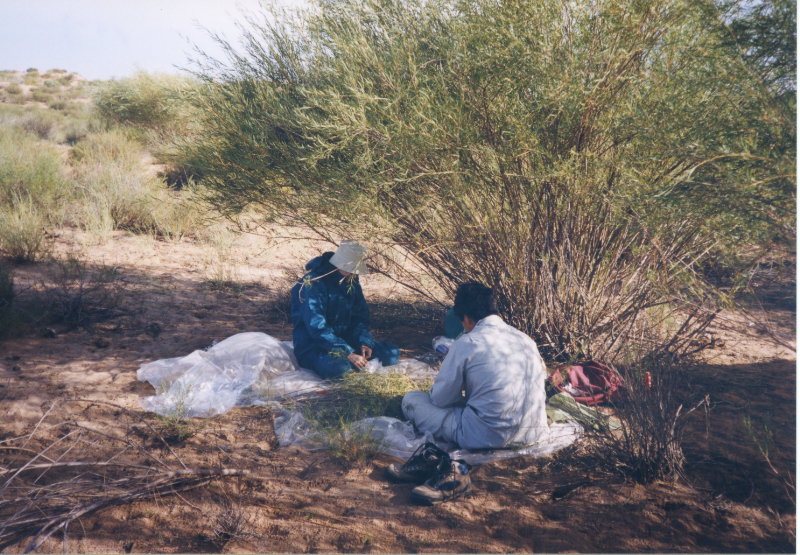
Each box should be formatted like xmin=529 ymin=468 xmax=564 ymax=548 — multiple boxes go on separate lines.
xmin=298 ymin=341 xmax=400 ymax=380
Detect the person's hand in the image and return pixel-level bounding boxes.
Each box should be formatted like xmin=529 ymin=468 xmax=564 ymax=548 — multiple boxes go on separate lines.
xmin=361 ymin=345 xmax=372 ymax=360
xmin=348 ymin=352 xmax=368 ymax=370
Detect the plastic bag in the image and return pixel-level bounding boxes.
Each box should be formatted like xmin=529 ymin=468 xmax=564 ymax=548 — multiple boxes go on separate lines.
xmin=137 ymin=332 xmax=304 ymax=418
xmin=274 ymin=411 xmax=581 ymax=464
xmin=432 ymin=336 xmax=456 ymax=355
xmin=363 ymin=358 xmax=438 ymax=380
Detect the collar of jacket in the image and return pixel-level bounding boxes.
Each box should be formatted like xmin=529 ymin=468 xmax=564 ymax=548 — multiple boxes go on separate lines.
xmin=473 ymin=314 xmax=504 ymax=331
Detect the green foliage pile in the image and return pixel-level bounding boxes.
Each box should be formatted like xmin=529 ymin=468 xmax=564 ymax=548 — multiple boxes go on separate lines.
xmin=299 ymin=371 xmax=432 ymax=465
xmin=311 ymin=371 xmax=432 ymax=427
xmin=178 ymin=0 xmax=794 ymax=360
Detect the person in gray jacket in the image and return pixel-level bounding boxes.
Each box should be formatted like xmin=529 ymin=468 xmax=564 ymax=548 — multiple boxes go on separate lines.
xmin=402 ymin=282 xmax=548 ymax=450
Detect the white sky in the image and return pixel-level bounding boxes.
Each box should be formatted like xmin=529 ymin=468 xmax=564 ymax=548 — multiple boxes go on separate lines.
xmin=0 ymin=0 xmax=302 ymax=80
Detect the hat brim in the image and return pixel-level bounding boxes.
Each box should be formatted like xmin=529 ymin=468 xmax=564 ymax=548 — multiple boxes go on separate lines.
xmin=333 ymin=260 xmax=369 ymax=275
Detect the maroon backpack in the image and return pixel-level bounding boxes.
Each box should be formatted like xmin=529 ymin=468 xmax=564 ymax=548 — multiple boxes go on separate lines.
xmin=548 ymin=361 xmax=625 ymax=406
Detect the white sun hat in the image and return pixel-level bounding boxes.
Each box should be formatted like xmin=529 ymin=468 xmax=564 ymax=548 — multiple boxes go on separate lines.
xmin=329 ymin=240 xmax=369 ymax=275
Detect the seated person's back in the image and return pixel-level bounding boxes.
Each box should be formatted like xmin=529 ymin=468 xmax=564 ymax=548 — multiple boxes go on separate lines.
xmin=403 ymin=282 xmax=547 ymax=450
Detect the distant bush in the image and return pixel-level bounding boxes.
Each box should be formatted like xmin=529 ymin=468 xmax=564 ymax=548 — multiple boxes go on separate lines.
xmin=22 ymin=75 xmax=39 ymax=86
xmin=0 ymin=126 xmax=68 ymax=208
xmin=63 ymin=114 xmax=103 ymax=145
xmin=5 ymin=83 xmax=21 ymax=95
xmin=57 ymin=76 xmax=72 ymax=87
xmin=26 ymin=68 xmax=38 ymax=74
xmin=0 ymin=200 xmax=51 ymax=262
xmin=6 ymin=94 xmax=26 ymax=105
xmin=70 ymin=128 xmax=142 ymax=167
xmin=48 ymin=69 xmax=67 ymax=74
xmin=19 ymin=109 xmax=62 ymax=140
xmin=94 ymin=71 xmax=195 ymax=132
xmin=47 ymin=99 xmax=68 ymax=111
xmin=71 ymin=130 xmax=175 ymax=235
xmin=31 ymin=91 xmax=53 ymax=103
xmin=65 ymin=86 xmax=88 ymax=100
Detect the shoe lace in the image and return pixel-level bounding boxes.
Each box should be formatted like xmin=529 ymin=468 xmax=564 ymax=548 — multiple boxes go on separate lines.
xmin=428 ymin=457 xmax=455 ymax=489
xmin=404 ymin=442 xmax=443 ymax=472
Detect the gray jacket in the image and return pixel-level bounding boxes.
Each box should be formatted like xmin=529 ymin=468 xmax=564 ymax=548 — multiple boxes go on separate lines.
xmin=430 ymin=315 xmax=548 ymax=449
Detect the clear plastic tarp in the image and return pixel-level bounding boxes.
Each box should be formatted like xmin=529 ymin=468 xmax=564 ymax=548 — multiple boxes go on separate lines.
xmin=137 ymin=332 xmax=582 ymax=463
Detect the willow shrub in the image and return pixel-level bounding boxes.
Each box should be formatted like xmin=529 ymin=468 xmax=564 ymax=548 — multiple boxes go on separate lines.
xmin=178 ymin=0 xmax=794 ymax=361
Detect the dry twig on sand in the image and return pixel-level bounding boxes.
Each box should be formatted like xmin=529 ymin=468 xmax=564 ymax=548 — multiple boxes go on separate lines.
xmin=0 ymin=399 xmax=249 ymax=553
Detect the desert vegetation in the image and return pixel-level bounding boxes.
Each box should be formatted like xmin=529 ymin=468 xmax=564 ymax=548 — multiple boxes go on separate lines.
xmin=179 ymin=0 xmax=794 ymax=364
xmin=172 ymin=0 xmax=794 ymax=483
xmin=0 ymin=0 xmax=795 ymax=551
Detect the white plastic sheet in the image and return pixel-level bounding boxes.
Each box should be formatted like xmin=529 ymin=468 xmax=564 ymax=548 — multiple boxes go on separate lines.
xmin=137 ymin=331 xmax=581 ymax=464
xmin=137 ymin=332 xmax=319 ymax=418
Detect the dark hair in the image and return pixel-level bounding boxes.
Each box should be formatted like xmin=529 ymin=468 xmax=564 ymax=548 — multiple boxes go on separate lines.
xmin=453 ymin=282 xmax=499 ymax=322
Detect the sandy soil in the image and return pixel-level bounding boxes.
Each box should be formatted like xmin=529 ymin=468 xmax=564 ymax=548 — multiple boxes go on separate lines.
xmin=0 ymin=227 xmax=795 ymax=553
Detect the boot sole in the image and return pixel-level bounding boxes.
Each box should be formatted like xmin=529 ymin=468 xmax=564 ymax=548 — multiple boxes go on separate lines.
xmin=410 ymin=484 xmax=473 ymax=505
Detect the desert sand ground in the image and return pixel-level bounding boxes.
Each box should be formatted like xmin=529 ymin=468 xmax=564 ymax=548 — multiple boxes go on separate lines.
xmin=0 ymin=226 xmax=796 ymax=553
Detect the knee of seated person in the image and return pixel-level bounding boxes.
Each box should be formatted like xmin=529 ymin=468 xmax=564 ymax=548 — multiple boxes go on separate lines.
xmin=401 ymin=390 xmax=426 ymax=413
xmin=316 ymin=360 xmax=352 ymax=380
xmin=376 ymin=342 xmax=400 ymax=365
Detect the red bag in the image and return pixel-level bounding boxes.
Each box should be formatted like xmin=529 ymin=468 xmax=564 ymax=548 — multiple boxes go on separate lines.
xmin=548 ymin=361 xmax=625 ymax=406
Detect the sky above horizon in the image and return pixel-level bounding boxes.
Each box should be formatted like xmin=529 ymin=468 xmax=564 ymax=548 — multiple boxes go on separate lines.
xmin=0 ymin=0 xmax=303 ymax=81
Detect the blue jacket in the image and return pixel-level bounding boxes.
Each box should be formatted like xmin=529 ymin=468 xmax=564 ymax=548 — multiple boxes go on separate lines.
xmin=291 ymin=252 xmax=375 ymax=362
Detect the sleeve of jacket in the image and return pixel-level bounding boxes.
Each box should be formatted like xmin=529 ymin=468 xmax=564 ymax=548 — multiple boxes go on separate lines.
xmin=300 ymin=281 xmax=354 ymax=355
xmin=430 ymin=340 xmax=468 ymax=408
xmin=348 ymin=283 xmax=375 ymax=349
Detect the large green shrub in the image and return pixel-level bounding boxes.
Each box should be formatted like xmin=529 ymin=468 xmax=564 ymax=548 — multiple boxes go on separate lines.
xmin=179 ymin=0 xmax=794 ymax=360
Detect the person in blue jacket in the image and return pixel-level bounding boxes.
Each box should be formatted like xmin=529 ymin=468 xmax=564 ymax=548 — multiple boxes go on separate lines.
xmin=290 ymin=240 xmax=400 ymax=379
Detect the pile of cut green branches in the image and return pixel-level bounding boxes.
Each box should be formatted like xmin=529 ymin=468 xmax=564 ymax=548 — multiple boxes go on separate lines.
xmin=290 ymin=371 xmax=433 ymax=465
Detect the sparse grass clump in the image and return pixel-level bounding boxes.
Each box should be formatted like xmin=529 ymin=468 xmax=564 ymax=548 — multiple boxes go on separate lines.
xmin=587 ymin=354 xmax=708 ymax=484
xmin=0 ymin=125 xmax=68 ymax=208
xmin=31 ymin=90 xmax=53 ymax=103
xmin=42 ymin=255 xmax=122 ymax=328
xmin=0 ymin=200 xmax=51 ymax=262
xmin=47 ymin=99 xmax=67 ymax=111
xmin=328 ymin=423 xmax=390 ymax=466
xmin=20 ymin=109 xmax=62 ymax=140
xmin=5 ymin=83 xmax=21 ymax=95
xmin=71 ymin=129 xmax=165 ymax=236
xmin=155 ymin=413 xmax=203 ymax=443
xmin=200 ymin=227 xmax=241 ymax=290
